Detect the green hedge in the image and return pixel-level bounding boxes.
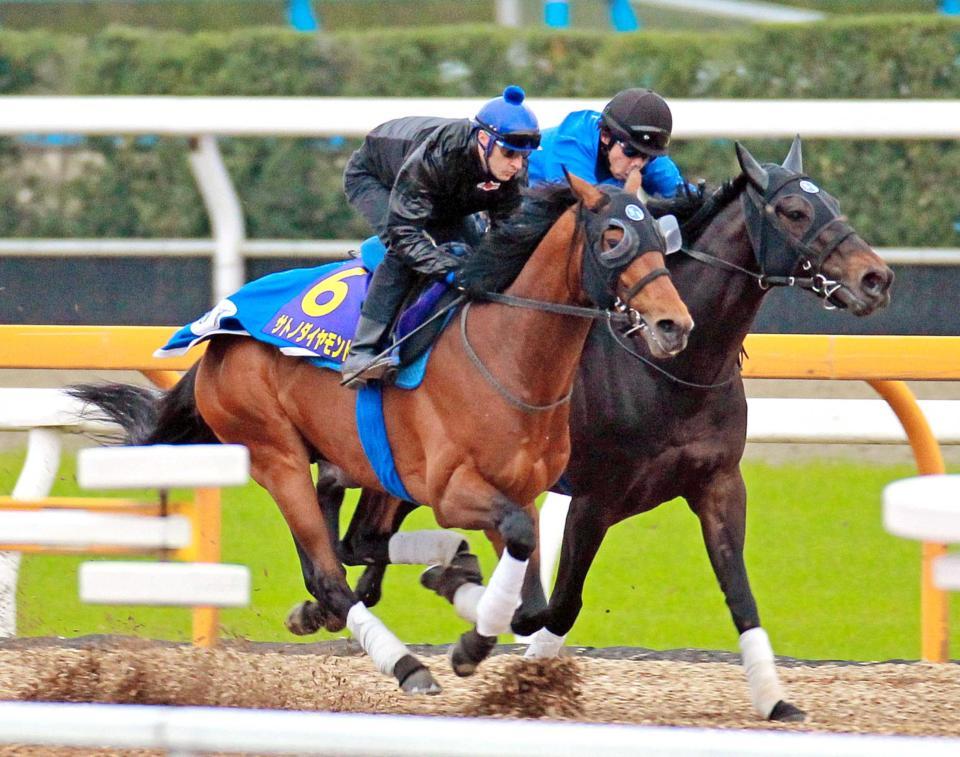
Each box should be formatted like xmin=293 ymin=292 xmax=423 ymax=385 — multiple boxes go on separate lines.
xmin=0 ymin=16 xmax=958 ymax=245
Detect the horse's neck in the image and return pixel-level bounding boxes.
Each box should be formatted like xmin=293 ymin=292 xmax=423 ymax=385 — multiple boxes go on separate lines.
xmin=674 ymin=199 xmax=768 ymax=369
xmin=471 ymin=207 xmax=592 ymax=390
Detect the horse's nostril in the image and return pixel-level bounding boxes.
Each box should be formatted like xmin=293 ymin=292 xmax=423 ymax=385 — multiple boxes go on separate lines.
xmin=657 ymin=319 xmax=678 ymax=337
xmin=862 ymin=269 xmax=892 ymax=296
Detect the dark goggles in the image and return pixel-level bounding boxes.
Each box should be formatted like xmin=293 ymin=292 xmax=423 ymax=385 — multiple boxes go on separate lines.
xmin=494 ymin=129 xmax=542 ymax=152
xmin=608 ymin=121 xmax=671 ymax=156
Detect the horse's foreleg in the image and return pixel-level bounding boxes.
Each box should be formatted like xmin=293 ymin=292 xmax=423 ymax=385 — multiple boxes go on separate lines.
xmin=690 ymin=468 xmax=805 ymax=723
xmin=438 ymin=480 xmax=537 ymax=676
xmin=523 ymin=494 xmax=608 ymax=658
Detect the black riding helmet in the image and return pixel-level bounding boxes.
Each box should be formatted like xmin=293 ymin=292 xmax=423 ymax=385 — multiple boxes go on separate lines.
xmin=600 ymin=88 xmax=673 ymax=157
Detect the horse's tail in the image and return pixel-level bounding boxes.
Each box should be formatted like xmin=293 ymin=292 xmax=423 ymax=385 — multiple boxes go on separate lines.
xmin=68 ymin=364 xmax=219 ymax=446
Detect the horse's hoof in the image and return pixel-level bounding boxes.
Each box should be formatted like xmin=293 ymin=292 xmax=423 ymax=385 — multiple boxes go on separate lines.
xmin=400 ymin=667 xmax=442 ymax=695
xmin=284 ymin=601 xmax=320 ymax=636
xmin=421 ymin=552 xmax=483 ymax=603
xmin=355 ymin=569 xmax=383 ymax=607
xmin=769 ymin=700 xmax=806 ymax=723
xmin=449 ymin=628 xmax=496 ymax=677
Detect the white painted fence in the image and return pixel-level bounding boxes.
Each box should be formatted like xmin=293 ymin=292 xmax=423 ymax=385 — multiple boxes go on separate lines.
xmin=0 ymin=96 xmax=957 ymax=301
xmin=0 ymin=391 xmax=251 ymax=642
xmin=0 ymin=701 xmax=955 ymax=756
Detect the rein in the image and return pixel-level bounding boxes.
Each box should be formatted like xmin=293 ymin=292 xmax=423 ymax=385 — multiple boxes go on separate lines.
xmin=459 ymin=302 xmax=575 ymax=413
xmin=604 ymin=318 xmax=738 ymax=390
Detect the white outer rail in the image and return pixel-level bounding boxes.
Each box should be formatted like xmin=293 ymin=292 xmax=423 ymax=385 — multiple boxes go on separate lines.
xmin=0 ymin=96 xmax=958 ymax=302
xmin=0 ymin=701 xmax=954 ymax=757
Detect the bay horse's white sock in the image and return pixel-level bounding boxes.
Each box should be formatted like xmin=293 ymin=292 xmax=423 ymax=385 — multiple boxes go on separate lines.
xmin=347 ymin=602 xmax=410 ymax=677
xmin=739 ymin=626 xmax=785 ymax=718
xmin=476 ymin=552 xmax=527 ymax=637
xmin=524 ymin=627 xmax=566 ymax=658
xmin=388 ymin=530 xmax=467 ymax=566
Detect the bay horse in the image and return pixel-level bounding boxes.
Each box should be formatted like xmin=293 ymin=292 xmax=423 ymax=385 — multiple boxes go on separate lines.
xmin=322 ymin=139 xmax=893 ymax=718
xmin=70 ymin=170 xmax=693 ymax=694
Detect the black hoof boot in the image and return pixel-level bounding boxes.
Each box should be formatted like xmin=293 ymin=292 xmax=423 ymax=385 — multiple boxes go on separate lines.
xmin=449 ymin=628 xmax=497 ymax=677
xmin=395 ymin=654 xmax=441 ymax=695
xmin=769 ymin=700 xmax=806 ymax=722
xmin=420 ymin=552 xmax=483 ymax=603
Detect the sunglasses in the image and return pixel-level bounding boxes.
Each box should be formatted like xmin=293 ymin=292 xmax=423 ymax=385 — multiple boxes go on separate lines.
xmin=617 ymin=140 xmax=645 ymax=158
xmin=497 ymin=145 xmax=526 ymax=159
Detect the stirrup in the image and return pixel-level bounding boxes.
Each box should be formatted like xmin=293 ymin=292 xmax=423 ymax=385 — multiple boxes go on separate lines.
xmin=340 ymin=354 xmax=400 ymax=388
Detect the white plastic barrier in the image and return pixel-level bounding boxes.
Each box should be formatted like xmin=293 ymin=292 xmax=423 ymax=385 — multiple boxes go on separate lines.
xmin=0 ymin=701 xmax=955 ymax=756
xmin=884 ymin=475 xmax=960 ymax=591
xmin=72 ymin=444 xmax=251 ymax=617
xmin=0 ymin=388 xmax=120 ymax=636
xmin=80 ymin=562 xmax=250 ymax=608
xmin=0 ymin=398 xmax=252 ymax=643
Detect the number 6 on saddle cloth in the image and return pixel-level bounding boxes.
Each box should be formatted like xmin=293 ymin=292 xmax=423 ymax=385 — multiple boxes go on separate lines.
xmin=157 ymin=235 xmax=458 ymax=391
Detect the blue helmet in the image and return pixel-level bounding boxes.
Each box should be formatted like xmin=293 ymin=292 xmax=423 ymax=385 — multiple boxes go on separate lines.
xmin=474 ymin=85 xmax=541 ymax=153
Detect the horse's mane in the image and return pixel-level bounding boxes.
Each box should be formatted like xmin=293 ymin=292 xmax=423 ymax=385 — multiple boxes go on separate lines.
xmin=646 ymin=174 xmax=748 ymax=244
xmin=461 ymin=182 xmax=577 ymax=294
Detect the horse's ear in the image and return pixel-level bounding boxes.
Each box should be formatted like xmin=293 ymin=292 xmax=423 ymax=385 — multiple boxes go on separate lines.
xmin=782 ymin=135 xmax=803 ymax=174
xmin=735 ymin=142 xmax=769 ymax=192
xmin=563 ymin=166 xmax=607 ymax=211
xmin=624 ymin=167 xmax=643 ymax=197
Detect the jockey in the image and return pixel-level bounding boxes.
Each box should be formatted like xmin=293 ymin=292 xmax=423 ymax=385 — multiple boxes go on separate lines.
xmin=527 ymin=88 xmax=686 ymax=199
xmin=340 ymin=85 xmax=541 ymax=388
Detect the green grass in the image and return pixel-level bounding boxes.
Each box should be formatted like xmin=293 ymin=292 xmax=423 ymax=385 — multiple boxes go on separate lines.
xmin=2 ymin=450 xmax=955 ymax=661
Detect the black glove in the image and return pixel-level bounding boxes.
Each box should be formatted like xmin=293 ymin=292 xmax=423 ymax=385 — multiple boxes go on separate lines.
xmin=410 ymin=242 xmax=473 ymax=279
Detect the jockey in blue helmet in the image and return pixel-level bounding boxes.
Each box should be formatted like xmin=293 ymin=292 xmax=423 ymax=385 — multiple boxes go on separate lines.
xmin=340 ymin=86 xmax=541 ymax=388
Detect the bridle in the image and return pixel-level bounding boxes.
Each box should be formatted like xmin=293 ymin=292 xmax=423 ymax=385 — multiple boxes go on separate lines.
xmin=461 ymin=197 xmax=671 ymax=412
xmin=612 ymin=170 xmax=858 ymax=390
xmin=682 ymin=173 xmax=857 ymax=310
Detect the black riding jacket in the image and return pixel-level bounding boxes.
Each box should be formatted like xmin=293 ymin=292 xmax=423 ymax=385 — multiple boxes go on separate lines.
xmin=354 ymin=116 xmax=526 ymax=273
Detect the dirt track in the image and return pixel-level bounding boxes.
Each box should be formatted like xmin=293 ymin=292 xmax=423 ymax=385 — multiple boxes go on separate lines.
xmin=0 ymin=636 xmax=958 ymax=745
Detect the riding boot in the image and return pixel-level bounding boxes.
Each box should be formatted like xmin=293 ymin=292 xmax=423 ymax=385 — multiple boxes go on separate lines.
xmin=340 ymin=315 xmax=399 ymax=389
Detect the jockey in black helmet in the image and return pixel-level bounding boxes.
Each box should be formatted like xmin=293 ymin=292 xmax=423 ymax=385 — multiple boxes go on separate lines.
xmin=340 ymin=85 xmax=541 ymax=388
xmin=528 ymin=87 xmax=686 ymax=199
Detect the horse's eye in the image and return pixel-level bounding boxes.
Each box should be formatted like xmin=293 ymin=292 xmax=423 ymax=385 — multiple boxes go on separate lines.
xmin=784 ymin=209 xmax=806 ymax=222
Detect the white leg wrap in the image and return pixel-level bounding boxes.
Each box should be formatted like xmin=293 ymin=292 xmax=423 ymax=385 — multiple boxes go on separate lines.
xmin=739 ymin=627 xmax=785 ymax=718
xmin=387 ymin=530 xmax=466 ymax=566
xmin=538 ymin=492 xmax=571 ymax=594
xmin=523 ymin=627 xmax=566 ymax=659
xmin=452 ymin=582 xmax=484 ymax=624
xmin=346 ymin=602 xmax=410 ymax=678
xmin=475 ymin=552 xmax=527 ymax=637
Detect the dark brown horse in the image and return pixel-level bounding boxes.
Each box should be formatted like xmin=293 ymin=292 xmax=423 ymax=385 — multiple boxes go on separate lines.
xmin=321 ymin=139 xmax=894 ymax=719
xmin=71 ymin=170 xmax=693 ymax=694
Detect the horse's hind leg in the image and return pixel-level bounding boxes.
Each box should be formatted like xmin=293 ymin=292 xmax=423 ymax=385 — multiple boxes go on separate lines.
xmin=690 ymin=468 xmax=805 ymax=722
xmin=195 ymin=346 xmax=438 ymax=694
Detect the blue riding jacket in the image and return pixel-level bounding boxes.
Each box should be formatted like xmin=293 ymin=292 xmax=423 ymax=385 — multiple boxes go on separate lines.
xmin=527 ymin=110 xmax=684 ymax=198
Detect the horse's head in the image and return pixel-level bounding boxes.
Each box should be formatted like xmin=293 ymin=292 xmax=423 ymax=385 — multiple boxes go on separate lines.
xmin=566 ymin=169 xmax=693 ymax=358
xmin=736 ymin=137 xmax=893 ymax=315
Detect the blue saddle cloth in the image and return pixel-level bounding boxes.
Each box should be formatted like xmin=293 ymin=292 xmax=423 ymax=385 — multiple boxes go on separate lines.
xmin=156 ymin=255 xmax=435 ymax=391
xmin=156 ymin=238 xmax=449 ymax=502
